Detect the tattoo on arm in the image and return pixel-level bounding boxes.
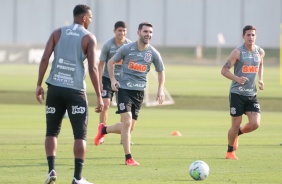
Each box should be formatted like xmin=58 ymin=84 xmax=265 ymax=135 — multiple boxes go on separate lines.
xmin=223 ymin=60 xmax=231 ymax=69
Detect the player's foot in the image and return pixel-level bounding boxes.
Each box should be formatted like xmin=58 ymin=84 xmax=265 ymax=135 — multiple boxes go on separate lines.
xmin=100 ymin=137 xmax=105 ymax=144
xmin=233 ymin=136 xmax=239 ymax=150
xmin=94 ymin=123 xmax=106 ymax=146
xmin=72 ymin=177 xmax=93 ymax=184
xmin=120 ymin=140 xmax=134 ymax=145
xmin=226 ymin=151 xmax=239 ymax=160
xmin=44 ymin=169 xmax=57 ymax=184
xmin=125 ymin=158 xmax=140 ymax=166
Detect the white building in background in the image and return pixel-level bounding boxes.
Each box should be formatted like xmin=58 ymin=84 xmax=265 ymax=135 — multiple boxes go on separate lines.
xmin=0 ymin=0 xmax=281 ymax=53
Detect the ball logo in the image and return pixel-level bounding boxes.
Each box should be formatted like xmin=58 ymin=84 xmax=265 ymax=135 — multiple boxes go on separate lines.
xmin=253 ymin=103 xmax=260 ymax=109
xmin=119 ymin=103 xmax=125 ymax=111
xmin=144 ymin=53 xmax=152 ymax=62
xmin=46 ymin=106 xmax=56 ymax=114
xmin=72 ymin=106 xmax=85 ymax=114
xmin=102 ymin=90 xmax=107 ymax=97
xmin=230 ymin=107 xmax=236 ymax=115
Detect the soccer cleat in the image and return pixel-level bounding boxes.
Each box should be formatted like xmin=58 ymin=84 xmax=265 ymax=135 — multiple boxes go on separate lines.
xmin=100 ymin=137 xmax=105 ymax=144
xmin=226 ymin=151 xmax=239 ymax=160
xmin=94 ymin=123 xmax=106 ymax=146
xmin=125 ymin=158 xmax=140 ymax=166
xmin=72 ymin=177 xmax=93 ymax=184
xmin=44 ymin=169 xmax=57 ymax=184
xmin=233 ymin=136 xmax=239 ymax=151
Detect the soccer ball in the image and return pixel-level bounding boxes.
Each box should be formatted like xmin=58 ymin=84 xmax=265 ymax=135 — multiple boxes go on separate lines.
xmin=188 ymin=160 xmax=209 ymax=180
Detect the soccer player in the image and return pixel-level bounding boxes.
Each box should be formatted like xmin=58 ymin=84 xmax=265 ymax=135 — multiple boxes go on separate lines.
xmin=94 ymin=22 xmax=166 ymax=166
xmin=98 ymin=21 xmax=132 ymax=144
xmin=35 ymin=4 xmax=103 ymax=184
xmin=221 ymin=25 xmax=265 ymax=160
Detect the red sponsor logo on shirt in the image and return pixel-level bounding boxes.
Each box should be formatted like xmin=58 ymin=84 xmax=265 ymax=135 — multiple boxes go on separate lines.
xmin=242 ymin=65 xmax=259 ymax=73
xmin=128 ymin=61 xmax=147 ymax=72
xmin=116 ymin=59 xmax=123 ymax=65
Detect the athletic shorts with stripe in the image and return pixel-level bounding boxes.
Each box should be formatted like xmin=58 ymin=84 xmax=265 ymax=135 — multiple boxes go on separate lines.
xmin=116 ymin=88 xmax=144 ymax=120
xmin=45 ymin=85 xmax=88 ymax=139
xmin=229 ymin=93 xmax=260 ymax=117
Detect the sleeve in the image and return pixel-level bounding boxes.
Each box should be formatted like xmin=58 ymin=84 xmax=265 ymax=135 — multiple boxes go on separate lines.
xmin=153 ymin=50 xmax=165 ymax=72
xmin=113 ymin=45 xmax=126 ymax=63
xmin=99 ymin=42 xmax=109 ymax=61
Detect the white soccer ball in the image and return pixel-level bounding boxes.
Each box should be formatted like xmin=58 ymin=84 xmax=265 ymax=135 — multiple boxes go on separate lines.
xmin=188 ymin=160 xmax=209 ymax=180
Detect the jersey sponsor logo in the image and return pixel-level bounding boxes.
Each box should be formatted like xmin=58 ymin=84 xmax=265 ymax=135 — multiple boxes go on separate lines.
xmin=137 ymin=53 xmax=143 ymax=57
xmin=57 ymin=64 xmax=76 ymax=71
xmin=72 ymin=106 xmax=85 ymax=114
xmin=116 ymin=59 xmax=123 ymax=65
xmin=238 ymin=87 xmax=254 ymax=92
xmin=66 ymin=29 xmax=80 ymax=36
xmin=242 ymin=65 xmax=258 ymax=73
xmin=128 ymin=61 xmax=147 ymax=72
xmin=144 ymin=53 xmax=152 ymax=62
xmin=126 ymin=82 xmax=145 ymax=88
xmin=46 ymin=106 xmax=56 ymax=114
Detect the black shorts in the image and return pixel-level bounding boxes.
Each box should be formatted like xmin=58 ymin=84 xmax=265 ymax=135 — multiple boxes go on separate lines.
xmin=229 ymin=93 xmax=261 ymax=117
xmin=45 ymin=85 xmax=88 ymax=139
xmin=116 ymin=88 xmax=144 ymax=120
xmin=101 ymin=76 xmax=116 ymax=101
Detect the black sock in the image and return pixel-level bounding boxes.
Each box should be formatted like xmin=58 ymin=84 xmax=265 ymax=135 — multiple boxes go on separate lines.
xmin=227 ymin=145 xmax=234 ymax=152
xmin=238 ymin=128 xmax=243 ymax=136
xmin=125 ymin=154 xmax=132 ymax=161
xmin=47 ymin=156 xmax=55 ymax=173
xmin=102 ymin=127 xmax=107 ymax=134
xmin=74 ymin=158 xmax=84 ymax=180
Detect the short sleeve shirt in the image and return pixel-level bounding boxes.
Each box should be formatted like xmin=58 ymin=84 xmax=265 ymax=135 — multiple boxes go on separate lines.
xmin=99 ymin=37 xmax=131 ymax=80
xmin=113 ymin=42 xmax=165 ymax=91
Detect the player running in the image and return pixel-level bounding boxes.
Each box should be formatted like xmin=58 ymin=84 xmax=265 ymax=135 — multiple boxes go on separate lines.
xmin=221 ymin=25 xmax=265 ymax=160
xmin=97 ymin=21 xmax=132 ymax=144
xmin=94 ymin=22 xmax=166 ymax=166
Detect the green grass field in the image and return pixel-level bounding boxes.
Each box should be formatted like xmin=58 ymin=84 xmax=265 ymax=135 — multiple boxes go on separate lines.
xmin=0 ymin=64 xmax=281 ymax=183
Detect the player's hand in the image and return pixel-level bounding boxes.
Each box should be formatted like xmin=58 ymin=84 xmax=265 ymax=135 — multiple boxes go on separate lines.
xmin=95 ymin=97 xmax=104 ymax=113
xmin=36 ymin=86 xmax=44 ymax=104
xmin=236 ymin=76 xmax=249 ymax=85
xmin=258 ymin=80 xmax=264 ymax=90
xmin=156 ymin=90 xmax=165 ymax=105
xmin=111 ymin=80 xmax=120 ymax=92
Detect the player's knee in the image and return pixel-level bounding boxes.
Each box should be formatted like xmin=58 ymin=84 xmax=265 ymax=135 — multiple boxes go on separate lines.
xmin=252 ymin=121 xmax=260 ymax=130
xmin=103 ymin=101 xmax=111 ymax=109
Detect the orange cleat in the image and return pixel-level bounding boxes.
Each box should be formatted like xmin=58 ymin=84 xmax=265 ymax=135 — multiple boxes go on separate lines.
xmin=226 ymin=151 xmax=239 ymax=160
xmin=125 ymin=158 xmax=140 ymax=166
xmin=94 ymin=123 xmax=106 ymax=146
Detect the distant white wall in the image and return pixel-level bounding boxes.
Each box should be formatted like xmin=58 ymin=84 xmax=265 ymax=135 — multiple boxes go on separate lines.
xmin=0 ymin=0 xmax=281 ymax=48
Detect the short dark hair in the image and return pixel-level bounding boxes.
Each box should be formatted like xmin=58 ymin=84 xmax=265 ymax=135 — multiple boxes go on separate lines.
xmin=243 ymin=25 xmax=256 ymax=35
xmin=138 ymin=22 xmax=153 ymax=31
xmin=114 ymin=21 xmax=127 ymax=30
xmin=73 ymin=4 xmax=90 ymax=17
